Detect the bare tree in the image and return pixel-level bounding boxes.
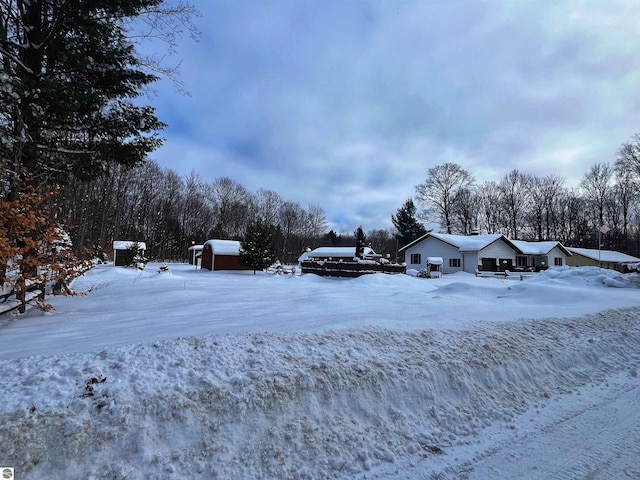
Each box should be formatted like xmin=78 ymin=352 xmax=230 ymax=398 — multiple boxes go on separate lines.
xmin=302 ymin=204 xmax=328 ymax=247
xmin=415 ymin=163 xmax=475 ymax=234
xmin=254 ymin=189 xmax=283 ymax=226
xmin=208 ymin=177 xmax=251 ymax=239
xmin=617 ymin=135 xmax=640 ymax=179
xmin=498 ymin=169 xmax=532 ymax=239
xmin=452 ymin=186 xmax=480 ymax=235
xmin=477 ymin=180 xmax=504 ymax=234
xmin=541 ymin=175 xmax=566 ymax=241
xmin=609 ymin=164 xmax=637 ymax=252
xmin=556 ymin=188 xmax=589 ymax=247
xmin=580 ymin=162 xmax=612 ymax=229
xmin=278 ymin=201 xmax=305 ymax=262
xmin=527 ymin=174 xmax=565 ymax=241
xmin=180 ymin=171 xmax=211 ymax=242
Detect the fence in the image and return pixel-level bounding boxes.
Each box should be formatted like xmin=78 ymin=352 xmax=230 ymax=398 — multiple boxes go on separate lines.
xmin=0 ymin=281 xmax=45 ymax=315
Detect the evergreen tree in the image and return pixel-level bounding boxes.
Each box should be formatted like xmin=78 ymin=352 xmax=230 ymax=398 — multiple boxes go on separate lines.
xmin=392 ymin=199 xmax=427 ymax=247
xmin=126 ymin=242 xmax=148 ymax=270
xmin=323 ymin=230 xmax=339 ymax=246
xmin=0 ymin=0 xmax=187 ymax=199
xmin=355 ymin=226 xmax=365 ymax=259
xmin=239 ymin=221 xmax=276 ymax=274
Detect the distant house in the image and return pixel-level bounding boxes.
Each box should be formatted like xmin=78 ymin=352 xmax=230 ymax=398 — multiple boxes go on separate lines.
xmin=113 ymin=241 xmax=146 ymax=267
xmin=187 ymin=244 xmax=203 ymax=265
xmin=400 ymin=233 xmax=522 ymax=274
xmin=566 ymin=247 xmax=640 ymax=272
xmin=511 ymin=241 xmax=572 ymax=270
xmin=401 ymin=233 xmax=575 ymax=274
xmin=201 ymin=239 xmax=251 ymax=271
xmin=297 ymin=246 xmax=377 ymax=263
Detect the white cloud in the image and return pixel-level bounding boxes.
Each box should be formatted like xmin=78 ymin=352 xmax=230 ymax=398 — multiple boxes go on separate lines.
xmin=148 ymin=0 xmax=640 ymax=233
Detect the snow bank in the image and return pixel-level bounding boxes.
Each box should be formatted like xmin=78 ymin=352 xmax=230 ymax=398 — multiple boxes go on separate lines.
xmin=2 ymin=264 xmax=640 ymax=478
xmin=1 ymin=307 xmax=639 ymax=479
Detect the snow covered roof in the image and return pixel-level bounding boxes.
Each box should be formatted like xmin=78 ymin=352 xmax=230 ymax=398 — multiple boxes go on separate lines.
xmin=430 ymin=233 xmax=508 ymax=251
xmin=188 ymin=245 xmax=203 ymax=251
xmin=400 ymin=232 xmax=511 ymax=252
xmin=400 ymin=233 xmax=578 ymax=257
xmin=113 ymin=241 xmax=146 ymax=250
xmin=567 ymin=247 xmax=640 ymax=263
xmin=204 ymin=239 xmax=241 ymax=256
xmin=426 ymin=257 xmax=443 ymax=265
xmin=511 ymin=240 xmax=572 ymax=256
xmin=298 ymin=246 xmax=376 ymax=262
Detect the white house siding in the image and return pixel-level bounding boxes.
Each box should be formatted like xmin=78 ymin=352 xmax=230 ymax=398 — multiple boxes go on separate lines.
xmin=468 ymin=240 xmax=517 ymax=273
xmin=547 ymin=246 xmax=568 ymax=267
xmin=404 ymin=238 xmax=463 ymax=274
xmin=461 ymin=252 xmax=480 ymax=274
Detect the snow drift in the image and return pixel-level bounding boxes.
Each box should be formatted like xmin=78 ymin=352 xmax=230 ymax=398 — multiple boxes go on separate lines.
xmin=0 ymin=265 xmax=639 ymax=479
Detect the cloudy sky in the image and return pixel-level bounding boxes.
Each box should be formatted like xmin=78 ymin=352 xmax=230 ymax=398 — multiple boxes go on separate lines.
xmin=146 ymin=0 xmax=640 ymax=233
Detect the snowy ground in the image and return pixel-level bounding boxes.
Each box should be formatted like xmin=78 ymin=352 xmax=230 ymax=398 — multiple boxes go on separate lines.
xmin=1 ymin=263 xmax=639 ymax=479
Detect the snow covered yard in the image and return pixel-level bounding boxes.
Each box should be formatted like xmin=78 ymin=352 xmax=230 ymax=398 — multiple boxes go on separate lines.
xmin=1 ymin=264 xmax=639 ymax=479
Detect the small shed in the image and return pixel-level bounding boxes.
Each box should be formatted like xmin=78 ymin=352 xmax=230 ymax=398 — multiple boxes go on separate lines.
xmin=188 ymin=244 xmax=203 ymax=265
xmin=113 ymin=241 xmax=146 ymax=267
xmin=201 ymin=239 xmax=251 ymax=271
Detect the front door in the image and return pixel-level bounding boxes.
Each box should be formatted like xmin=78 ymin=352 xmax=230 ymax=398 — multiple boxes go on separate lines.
xmin=499 ymin=258 xmax=513 ymax=271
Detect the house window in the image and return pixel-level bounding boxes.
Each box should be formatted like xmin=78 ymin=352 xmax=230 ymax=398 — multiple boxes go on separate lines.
xmin=554 ymin=257 xmax=563 ymax=266
xmin=516 ymin=256 xmax=528 ymax=267
xmin=449 ymin=258 xmax=461 ymax=268
xmin=410 ymin=253 xmax=421 ymax=265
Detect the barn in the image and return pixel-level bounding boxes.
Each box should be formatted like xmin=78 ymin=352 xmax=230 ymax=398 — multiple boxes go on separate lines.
xmin=113 ymin=241 xmax=146 ymax=267
xmin=201 ymin=239 xmax=251 ymax=271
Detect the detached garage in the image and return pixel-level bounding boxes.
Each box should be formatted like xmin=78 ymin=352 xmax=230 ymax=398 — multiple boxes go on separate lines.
xmin=201 ymin=239 xmax=250 ymax=271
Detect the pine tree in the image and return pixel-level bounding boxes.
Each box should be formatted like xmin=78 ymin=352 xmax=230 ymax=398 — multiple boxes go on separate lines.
xmin=0 ymin=0 xmax=180 ymax=199
xmin=355 ymin=226 xmax=365 ymax=259
xmin=392 ymin=199 xmax=428 ymax=247
xmin=239 ymin=221 xmax=276 ymax=274
xmin=126 ymin=242 xmax=148 ymax=270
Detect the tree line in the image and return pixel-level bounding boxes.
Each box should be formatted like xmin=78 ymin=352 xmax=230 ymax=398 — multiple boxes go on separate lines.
xmin=407 ymin=144 xmax=640 ymax=256
xmin=58 ymin=160 xmax=330 ymax=263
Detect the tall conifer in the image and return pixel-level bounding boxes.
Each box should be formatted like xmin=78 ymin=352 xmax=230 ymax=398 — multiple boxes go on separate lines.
xmin=240 ymin=221 xmax=276 ymax=274
xmin=392 ymin=199 xmax=427 ymax=247
xmin=0 ymin=0 xmax=179 ymax=199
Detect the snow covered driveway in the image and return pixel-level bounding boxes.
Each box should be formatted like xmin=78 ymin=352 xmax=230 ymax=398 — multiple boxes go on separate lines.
xmin=0 ymin=264 xmax=639 ymax=479
xmin=468 ymin=377 xmax=640 ymax=480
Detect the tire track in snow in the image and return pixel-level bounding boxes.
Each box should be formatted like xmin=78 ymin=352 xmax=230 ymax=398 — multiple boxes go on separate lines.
xmin=466 ymin=379 xmax=640 ymax=480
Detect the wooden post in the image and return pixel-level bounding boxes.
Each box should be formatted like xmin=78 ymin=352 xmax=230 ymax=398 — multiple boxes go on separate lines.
xmin=17 ymin=277 xmax=26 ymax=314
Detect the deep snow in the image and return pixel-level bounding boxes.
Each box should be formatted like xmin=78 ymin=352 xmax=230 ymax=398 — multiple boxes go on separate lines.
xmin=0 ymin=263 xmax=639 ymax=479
